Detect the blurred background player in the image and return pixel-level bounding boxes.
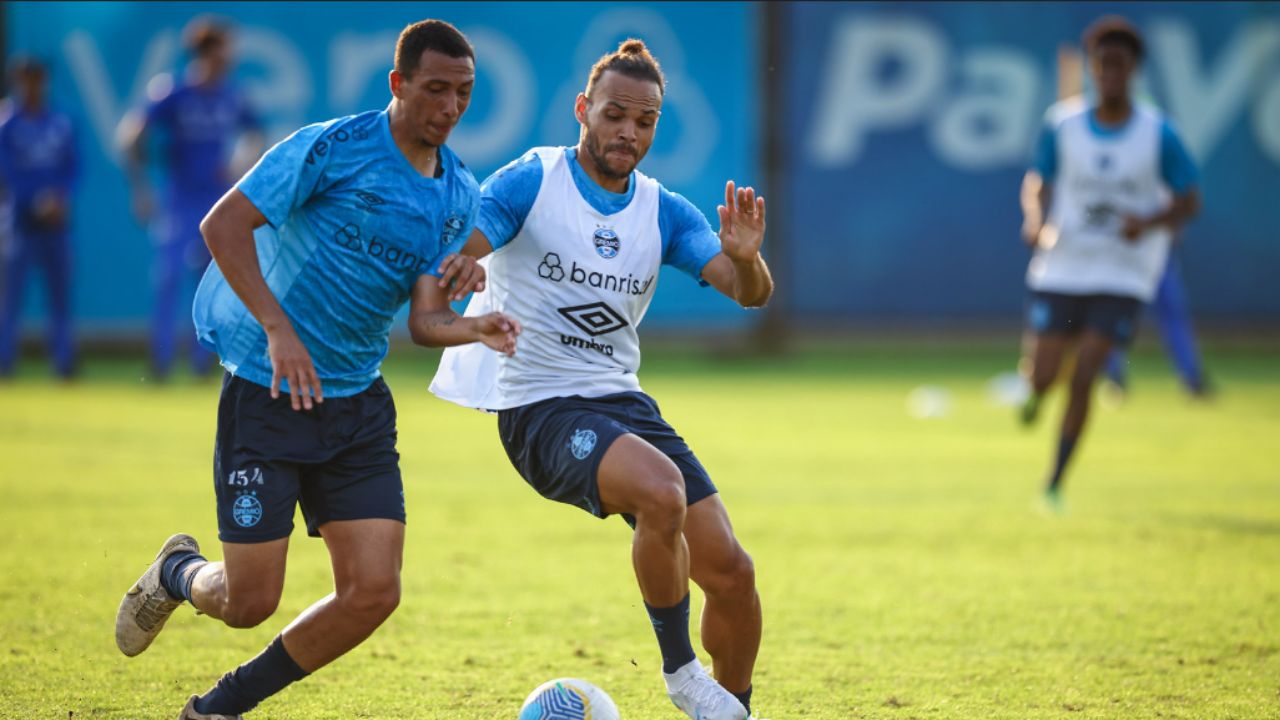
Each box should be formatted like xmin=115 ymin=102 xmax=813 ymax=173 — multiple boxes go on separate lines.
xmin=432 ymin=40 xmax=771 ymax=720
xmin=118 ymin=16 xmax=263 ymax=381
xmin=0 ymin=57 xmax=79 ymax=379
xmin=1018 ymin=16 xmax=1200 ymax=508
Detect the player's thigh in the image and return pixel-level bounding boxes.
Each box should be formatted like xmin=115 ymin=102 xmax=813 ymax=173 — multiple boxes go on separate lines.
xmin=597 ymin=433 xmax=686 ymax=517
xmin=221 ymin=536 xmax=290 ymax=608
xmin=498 ymin=398 xmax=634 ymax=519
xmin=299 ymin=377 xmax=405 ymax=538
xmin=318 ymin=518 xmax=404 ymax=600
xmin=685 ymin=495 xmax=754 ymax=594
xmin=214 ymin=373 xmax=305 ymax=543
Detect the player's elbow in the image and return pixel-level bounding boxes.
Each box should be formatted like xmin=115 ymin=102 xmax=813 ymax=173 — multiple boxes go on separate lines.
xmin=408 ymin=320 xmax=443 ymax=348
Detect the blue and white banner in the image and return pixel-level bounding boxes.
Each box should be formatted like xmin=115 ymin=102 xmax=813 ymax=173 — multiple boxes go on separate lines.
xmin=782 ymin=2 xmax=1280 ymax=321
xmin=6 ymin=1 xmax=757 ymax=332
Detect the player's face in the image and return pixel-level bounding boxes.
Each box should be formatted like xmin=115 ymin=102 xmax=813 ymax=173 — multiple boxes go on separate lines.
xmin=577 ymin=71 xmax=662 ymax=180
xmin=1090 ymin=44 xmax=1136 ymax=104
xmin=16 ymin=68 xmax=47 ymax=108
xmin=392 ymin=50 xmax=475 ymax=148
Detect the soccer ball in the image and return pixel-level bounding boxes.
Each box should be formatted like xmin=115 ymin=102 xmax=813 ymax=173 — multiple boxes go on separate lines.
xmin=518 ymin=678 xmax=620 ymax=720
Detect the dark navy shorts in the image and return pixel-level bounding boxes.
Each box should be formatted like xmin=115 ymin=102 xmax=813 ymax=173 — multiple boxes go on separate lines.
xmin=1027 ymin=291 xmax=1143 ymax=347
xmin=497 ymin=391 xmax=717 ymax=523
xmin=213 ymin=373 xmax=404 ymax=543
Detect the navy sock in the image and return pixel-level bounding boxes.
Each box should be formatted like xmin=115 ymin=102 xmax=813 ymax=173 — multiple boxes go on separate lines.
xmin=159 ymin=551 xmax=206 ymax=602
xmin=645 ymin=594 xmax=696 ymax=674
xmin=1047 ymin=434 xmax=1079 ymax=491
xmin=195 ymin=635 xmax=309 ymax=716
xmin=733 ymin=685 xmax=753 ymax=714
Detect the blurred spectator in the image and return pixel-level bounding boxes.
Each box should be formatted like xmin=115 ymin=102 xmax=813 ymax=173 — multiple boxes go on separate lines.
xmin=117 ymin=15 xmax=263 ymax=380
xmin=0 ymin=57 xmax=80 ymax=379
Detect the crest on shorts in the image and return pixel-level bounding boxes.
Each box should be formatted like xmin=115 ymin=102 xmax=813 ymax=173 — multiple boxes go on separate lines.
xmin=593 ymin=227 xmax=620 ymax=259
xmin=569 ymin=428 xmax=598 ymax=460
xmin=232 ymin=492 xmax=263 ymax=528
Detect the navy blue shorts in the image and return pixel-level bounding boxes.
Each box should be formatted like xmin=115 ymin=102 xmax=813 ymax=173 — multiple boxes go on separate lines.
xmin=213 ymin=373 xmax=404 ymax=543
xmin=1027 ymin=291 xmax=1143 ymax=347
xmin=497 ymin=391 xmax=717 ymax=522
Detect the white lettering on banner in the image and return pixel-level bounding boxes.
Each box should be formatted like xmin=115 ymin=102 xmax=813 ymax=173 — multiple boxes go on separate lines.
xmin=1150 ymin=19 xmax=1280 ymax=162
xmin=928 ymin=48 xmax=1039 ymax=170
xmin=809 ymin=15 xmax=1280 ymax=170
xmin=1255 ymin=70 xmax=1280 ymax=161
xmin=329 ymin=31 xmax=397 ymax=114
xmin=809 ymin=17 xmax=947 ymax=166
xmin=63 ymin=29 xmax=176 ymax=163
xmin=448 ymin=28 xmax=536 ymax=166
xmin=237 ymin=26 xmax=313 ymax=141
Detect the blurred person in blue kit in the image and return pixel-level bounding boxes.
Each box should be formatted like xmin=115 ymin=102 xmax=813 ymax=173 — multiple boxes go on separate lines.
xmin=0 ymin=57 xmax=80 ymax=379
xmin=118 ymin=16 xmax=263 ymax=380
xmin=1018 ymin=16 xmax=1200 ymax=510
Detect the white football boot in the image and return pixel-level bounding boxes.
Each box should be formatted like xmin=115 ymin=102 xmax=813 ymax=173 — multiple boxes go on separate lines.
xmin=115 ymin=533 xmax=200 ymax=656
xmin=177 ymin=695 xmax=242 ymax=720
xmin=664 ymin=658 xmax=748 ymax=720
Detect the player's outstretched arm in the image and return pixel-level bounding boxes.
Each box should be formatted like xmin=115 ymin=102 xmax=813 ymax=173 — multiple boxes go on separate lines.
xmin=702 ymin=180 xmax=773 ymax=308
xmin=201 ymin=189 xmax=324 ymax=411
xmin=1120 ymin=187 xmax=1201 ymax=242
xmin=407 ymin=274 xmax=521 ymax=356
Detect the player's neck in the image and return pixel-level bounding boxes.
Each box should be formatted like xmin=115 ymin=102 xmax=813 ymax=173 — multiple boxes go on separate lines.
xmin=388 ymin=101 xmax=441 ymax=177
xmin=574 ymin=142 xmax=629 ymax=194
xmin=1094 ymin=97 xmax=1132 ymax=125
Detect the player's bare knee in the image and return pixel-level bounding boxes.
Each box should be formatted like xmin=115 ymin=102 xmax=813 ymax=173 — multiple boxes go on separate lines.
xmin=337 ymin=575 xmax=401 ymax=621
xmin=221 ymin=594 xmax=280 ymax=628
xmin=636 ymin=475 xmax=686 ymax=536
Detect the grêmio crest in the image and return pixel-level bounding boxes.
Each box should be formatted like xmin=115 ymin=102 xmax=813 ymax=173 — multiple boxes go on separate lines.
xmin=593 ymin=227 xmax=621 ymax=259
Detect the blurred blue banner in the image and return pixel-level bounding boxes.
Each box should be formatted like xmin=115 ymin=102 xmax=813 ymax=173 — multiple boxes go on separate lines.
xmin=6 ymin=1 xmax=756 ymax=334
xmin=782 ymin=1 xmax=1280 ymax=323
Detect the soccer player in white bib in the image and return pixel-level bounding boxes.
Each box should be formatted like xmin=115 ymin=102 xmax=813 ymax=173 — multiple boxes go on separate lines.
xmin=1019 ymin=17 xmax=1200 ymax=509
xmin=432 ymin=40 xmax=772 ymax=720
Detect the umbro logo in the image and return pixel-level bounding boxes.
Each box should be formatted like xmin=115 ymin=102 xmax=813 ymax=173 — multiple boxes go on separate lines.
xmin=558 ymin=302 xmax=628 ymax=337
xmin=355 ymin=190 xmax=386 ymax=212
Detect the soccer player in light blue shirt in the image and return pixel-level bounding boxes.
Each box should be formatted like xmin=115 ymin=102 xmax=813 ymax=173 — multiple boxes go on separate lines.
xmin=114 ymin=21 xmax=519 ymax=720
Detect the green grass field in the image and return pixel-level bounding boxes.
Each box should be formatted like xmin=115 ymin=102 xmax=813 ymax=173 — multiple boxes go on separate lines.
xmin=2 ymin=344 xmax=1278 ymax=719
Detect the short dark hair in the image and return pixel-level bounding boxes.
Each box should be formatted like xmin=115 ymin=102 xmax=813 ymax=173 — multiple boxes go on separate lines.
xmin=183 ymin=16 xmax=231 ymax=57
xmin=585 ymin=39 xmax=666 ymax=97
xmin=1083 ymin=15 xmax=1144 ymax=62
xmin=395 ymin=19 xmax=474 ymax=78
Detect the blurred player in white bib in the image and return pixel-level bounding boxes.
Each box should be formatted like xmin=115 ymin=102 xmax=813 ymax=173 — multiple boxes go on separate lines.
xmin=432 ymin=39 xmax=772 ymax=720
xmin=1019 ymin=16 xmax=1200 ymax=509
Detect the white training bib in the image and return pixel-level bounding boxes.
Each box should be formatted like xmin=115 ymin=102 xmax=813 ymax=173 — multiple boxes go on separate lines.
xmin=432 ymin=147 xmax=663 ymax=410
xmin=1028 ymin=98 xmax=1173 ymax=302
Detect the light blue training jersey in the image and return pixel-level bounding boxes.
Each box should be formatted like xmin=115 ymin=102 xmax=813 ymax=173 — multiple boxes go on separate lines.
xmin=193 ymin=109 xmax=480 ymax=396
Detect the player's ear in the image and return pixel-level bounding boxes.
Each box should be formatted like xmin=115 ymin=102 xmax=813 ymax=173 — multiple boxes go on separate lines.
xmin=574 ymin=93 xmax=589 ymax=125
xmin=389 ymin=69 xmax=403 ymax=99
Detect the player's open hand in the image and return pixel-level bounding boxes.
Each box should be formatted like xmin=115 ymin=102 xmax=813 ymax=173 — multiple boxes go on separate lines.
xmin=266 ymin=324 xmax=324 ymax=411
xmin=717 ymin=180 xmax=766 ymax=263
xmin=473 ymin=312 xmax=522 ymax=357
xmin=1120 ymin=215 xmax=1147 ymax=242
xmin=437 ymin=253 xmax=487 ymax=302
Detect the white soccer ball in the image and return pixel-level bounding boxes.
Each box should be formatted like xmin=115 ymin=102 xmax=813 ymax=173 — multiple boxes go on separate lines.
xmin=518 ymin=678 xmax=621 ymax=720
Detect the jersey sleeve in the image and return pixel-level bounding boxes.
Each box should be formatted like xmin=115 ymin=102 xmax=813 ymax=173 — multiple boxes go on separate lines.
xmin=658 ymin=187 xmax=721 ymax=285
xmin=235 ymin=122 xmax=334 ymax=227
xmin=476 ymin=152 xmax=541 ymax=250
xmin=1159 ymin=120 xmax=1199 ymax=193
xmin=238 ymin=92 xmax=262 ymax=132
xmin=1031 ymin=115 xmax=1058 ymax=181
xmin=142 ymin=76 xmax=176 ymax=130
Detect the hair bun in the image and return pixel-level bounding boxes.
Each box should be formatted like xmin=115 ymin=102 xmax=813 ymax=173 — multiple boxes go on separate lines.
xmin=618 ymin=39 xmax=648 ymax=55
